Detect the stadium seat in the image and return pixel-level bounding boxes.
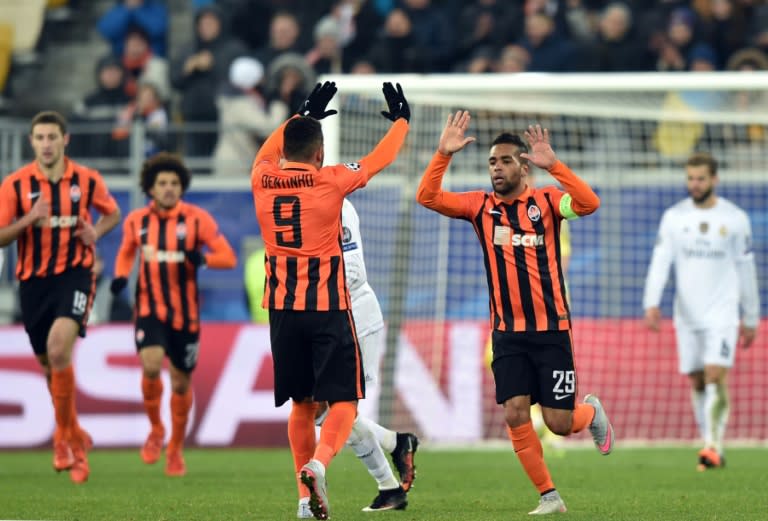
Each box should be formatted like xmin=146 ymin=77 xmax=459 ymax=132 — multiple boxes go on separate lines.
xmin=0 ymin=23 xmax=12 ymax=95
xmin=0 ymin=0 xmax=47 ymax=63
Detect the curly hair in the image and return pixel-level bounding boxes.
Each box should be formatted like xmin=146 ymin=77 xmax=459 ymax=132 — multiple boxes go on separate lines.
xmin=140 ymin=152 xmax=191 ymax=196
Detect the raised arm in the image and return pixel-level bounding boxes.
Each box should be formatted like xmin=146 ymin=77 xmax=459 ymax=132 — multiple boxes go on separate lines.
xmin=416 ymin=111 xmax=476 ymax=218
xmin=521 ymin=125 xmax=600 ymax=217
xmin=253 ymin=81 xmax=340 ymax=169
xmin=358 ymin=82 xmax=411 ymax=178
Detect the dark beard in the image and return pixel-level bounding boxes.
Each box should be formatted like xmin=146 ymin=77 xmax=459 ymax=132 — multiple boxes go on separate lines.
xmin=691 ymin=187 xmax=713 ymax=204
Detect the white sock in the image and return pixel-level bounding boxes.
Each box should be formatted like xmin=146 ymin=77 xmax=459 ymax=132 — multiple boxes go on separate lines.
xmin=703 ymin=383 xmax=718 ymax=449
xmin=347 ymin=415 xmax=400 ymax=490
xmin=357 ymin=415 xmax=397 ymax=453
xmin=713 ymin=382 xmax=729 ymax=455
xmin=691 ymin=389 xmax=706 ymax=441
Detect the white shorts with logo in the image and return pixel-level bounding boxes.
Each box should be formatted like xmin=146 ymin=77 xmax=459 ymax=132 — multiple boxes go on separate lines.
xmin=673 ymin=324 xmax=739 ymax=374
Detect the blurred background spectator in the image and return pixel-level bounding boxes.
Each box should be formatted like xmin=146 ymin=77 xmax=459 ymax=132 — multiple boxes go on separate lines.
xmin=213 ymin=56 xmax=289 ymax=176
xmin=171 ymin=3 xmax=246 ymax=159
xmin=98 ymin=0 xmax=168 ymax=57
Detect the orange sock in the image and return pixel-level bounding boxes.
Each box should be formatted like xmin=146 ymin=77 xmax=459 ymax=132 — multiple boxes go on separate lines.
xmin=507 ymin=421 xmax=555 ymax=494
xmin=48 ymin=378 xmax=85 ymax=443
xmin=288 ymin=401 xmax=319 ymax=498
xmin=167 ymin=389 xmax=193 ymax=453
xmin=50 ymin=367 xmax=75 ymax=441
xmin=314 ymin=401 xmax=356 ymax=468
xmin=570 ymin=403 xmax=595 ymax=434
xmin=142 ymin=375 xmax=164 ymax=430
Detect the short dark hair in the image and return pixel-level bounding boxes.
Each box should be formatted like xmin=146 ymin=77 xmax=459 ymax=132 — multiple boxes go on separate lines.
xmin=30 ymin=111 xmax=67 ymax=135
xmin=492 ymin=132 xmax=528 ymax=152
xmin=140 ymin=152 xmax=191 ymax=196
xmin=686 ymin=152 xmax=718 ymax=176
xmin=284 ymin=117 xmax=323 ymax=162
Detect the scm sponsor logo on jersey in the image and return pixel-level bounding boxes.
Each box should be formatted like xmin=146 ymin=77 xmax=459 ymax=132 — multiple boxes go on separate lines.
xmin=511 ymin=233 xmax=545 ymax=247
xmin=142 ymin=245 xmax=186 ymax=263
xmin=37 ymin=215 xmax=79 ymax=228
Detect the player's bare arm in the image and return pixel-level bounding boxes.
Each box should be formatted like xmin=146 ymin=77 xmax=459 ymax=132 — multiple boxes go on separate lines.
xmin=520 ymin=125 xmax=557 ymax=170
xmin=437 ymin=111 xmax=476 ymax=156
xmin=0 ymin=196 xmax=50 ymax=247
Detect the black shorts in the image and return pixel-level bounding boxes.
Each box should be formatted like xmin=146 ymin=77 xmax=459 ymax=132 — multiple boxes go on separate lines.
xmin=270 ymin=309 xmax=365 ymax=407
xmin=491 ymin=330 xmax=577 ymax=410
xmin=19 ymin=267 xmax=94 ymax=355
xmin=135 ymin=315 xmax=200 ymax=373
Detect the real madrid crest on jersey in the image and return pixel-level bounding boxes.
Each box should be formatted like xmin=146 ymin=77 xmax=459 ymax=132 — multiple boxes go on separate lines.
xmin=527 ymin=204 xmax=541 ymax=222
xmin=176 ymin=222 xmax=187 ymax=239
xmin=344 ymin=162 xmax=361 ymax=171
xmin=70 ymin=184 xmax=81 ymax=203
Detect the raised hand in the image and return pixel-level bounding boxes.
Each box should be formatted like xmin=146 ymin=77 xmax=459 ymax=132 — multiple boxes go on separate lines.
xmin=520 ymin=125 xmax=557 ymax=170
xmin=438 ymin=110 xmax=476 ymax=155
xmin=380 ymin=82 xmax=410 ymax=122
xmin=298 ymin=81 xmax=338 ymax=119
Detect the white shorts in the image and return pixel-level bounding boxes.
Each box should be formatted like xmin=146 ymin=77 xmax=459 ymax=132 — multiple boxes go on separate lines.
xmin=360 ymin=327 xmax=384 ymax=384
xmin=673 ymin=324 xmax=739 ymax=374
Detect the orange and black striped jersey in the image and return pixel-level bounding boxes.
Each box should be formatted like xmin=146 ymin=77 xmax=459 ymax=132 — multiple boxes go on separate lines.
xmin=417 ymin=152 xmax=600 ymax=333
xmin=114 ymin=201 xmax=237 ymax=332
xmin=251 ymin=117 xmax=408 ymax=311
xmin=0 ymin=159 xmax=118 ymax=280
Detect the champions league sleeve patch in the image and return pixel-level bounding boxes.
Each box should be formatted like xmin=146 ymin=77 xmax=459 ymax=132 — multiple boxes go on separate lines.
xmin=344 ymin=162 xmax=361 ymax=171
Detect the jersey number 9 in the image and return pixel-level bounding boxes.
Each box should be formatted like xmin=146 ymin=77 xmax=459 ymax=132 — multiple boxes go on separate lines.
xmin=273 ymin=196 xmax=302 ymax=248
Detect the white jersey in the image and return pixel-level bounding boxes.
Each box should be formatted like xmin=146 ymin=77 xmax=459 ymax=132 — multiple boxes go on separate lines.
xmin=342 ymin=199 xmax=384 ymax=337
xmin=643 ymin=197 xmax=759 ymax=330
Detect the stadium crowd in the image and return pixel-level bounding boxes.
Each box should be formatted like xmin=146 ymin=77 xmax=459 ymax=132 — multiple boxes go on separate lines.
xmin=25 ymin=0 xmax=768 ymax=168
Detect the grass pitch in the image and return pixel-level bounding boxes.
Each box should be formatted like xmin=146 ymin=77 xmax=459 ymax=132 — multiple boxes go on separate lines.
xmin=1 ymin=447 xmax=765 ymax=520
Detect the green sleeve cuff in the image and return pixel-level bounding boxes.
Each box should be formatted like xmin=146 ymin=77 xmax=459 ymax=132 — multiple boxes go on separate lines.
xmin=559 ymin=194 xmax=579 ymax=220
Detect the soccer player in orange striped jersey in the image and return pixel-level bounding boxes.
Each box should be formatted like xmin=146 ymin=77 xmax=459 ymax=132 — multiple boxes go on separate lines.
xmin=251 ymin=81 xmax=409 ymax=520
xmin=417 ymin=111 xmax=615 ymax=515
xmin=0 ymin=111 xmax=121 ymax=483
xmin=111 ymin=152 xmax=236 ymax=477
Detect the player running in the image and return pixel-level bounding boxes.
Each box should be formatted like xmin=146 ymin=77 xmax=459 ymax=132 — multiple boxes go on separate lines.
xmin=0 ymin=111 xmax=121 ymax=483
xmin=111 ymin=152 xmax=237 ymax=476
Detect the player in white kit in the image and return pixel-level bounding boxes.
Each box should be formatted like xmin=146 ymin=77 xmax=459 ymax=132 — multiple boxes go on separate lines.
xmin=301 ymin=198 xmax=418 ymax=517
xmin=643 ymin=152 xmax=759 ymax=470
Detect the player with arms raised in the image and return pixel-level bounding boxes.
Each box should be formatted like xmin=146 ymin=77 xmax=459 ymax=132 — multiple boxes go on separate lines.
xmin=251 ymin=81 xmax=410 ymax=520
xmin=643 ymin=152 xmax=759 ymax=470
xmin=417 ymin=111 xmax=614 ymax=515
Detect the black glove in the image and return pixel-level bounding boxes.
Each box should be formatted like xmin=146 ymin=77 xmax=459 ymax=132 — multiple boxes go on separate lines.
xmin=380 ymin=82 xmax=410 ymax=122
xmin=110 ymin=277 xmax=128 ymax=296
xmin=298 ymin=81 xmax=338 ymax=119
xmin=186 ymin=250 xmax=206 ymax=267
